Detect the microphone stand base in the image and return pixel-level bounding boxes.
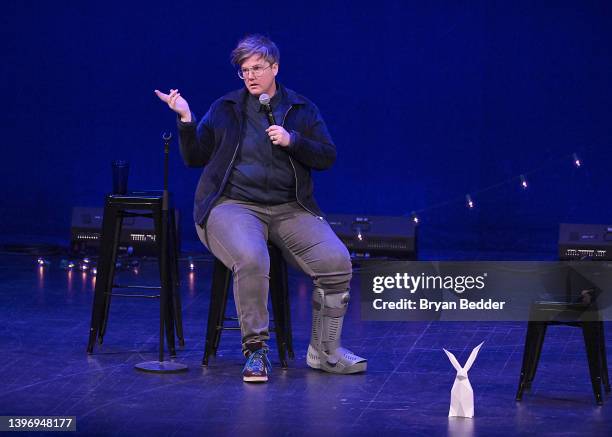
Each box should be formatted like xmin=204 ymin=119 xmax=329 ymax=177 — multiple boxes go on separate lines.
xmin=134 ymin=360 xmax=188 ymax=374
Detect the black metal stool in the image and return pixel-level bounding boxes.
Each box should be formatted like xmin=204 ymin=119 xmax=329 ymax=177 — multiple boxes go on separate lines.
xmin=87 ymin=191 xmax=184 ymax=358
xmin=202 ymin=243 xmax=294 ymax=368
xmin=516 ymin=300 xmax=610 ymax=405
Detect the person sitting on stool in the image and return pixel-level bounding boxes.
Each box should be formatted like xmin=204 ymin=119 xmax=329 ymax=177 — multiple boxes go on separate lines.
xmin=155 ymin=34 xmax=367 ymax=383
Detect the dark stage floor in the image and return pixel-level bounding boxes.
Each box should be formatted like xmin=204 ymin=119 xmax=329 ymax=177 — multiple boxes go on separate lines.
xmin=0 ymin=250 xmax=610 ymax=436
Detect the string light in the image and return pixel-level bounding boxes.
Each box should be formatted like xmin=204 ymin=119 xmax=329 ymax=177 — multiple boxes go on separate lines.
xmin=465 ymin=194 xmax=475 ymax=209
xmin=37 ymin=257 xmax=50 ymax=267
xmin=188 ymin=256 xmax=196 ymax=271
xmin=60 ymin=259 xmax=76 ymax=270
xmin=33 ymin=254 xmax=142 ymax=280
xmin=405 ymin=151 xmax=585 ymax=221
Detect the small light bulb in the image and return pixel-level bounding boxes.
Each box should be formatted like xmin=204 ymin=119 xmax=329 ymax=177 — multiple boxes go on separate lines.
xmin=466 ymin=194 xmax=474 ymax=209
xmin=520 ymin=174 xmax=528 ymax=189
xmin=573 ymin=153 xmax=581 ymax=168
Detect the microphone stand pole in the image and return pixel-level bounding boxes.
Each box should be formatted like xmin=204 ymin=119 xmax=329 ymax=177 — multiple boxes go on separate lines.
xmin=135 ymin=132 xmax=188 ymax=374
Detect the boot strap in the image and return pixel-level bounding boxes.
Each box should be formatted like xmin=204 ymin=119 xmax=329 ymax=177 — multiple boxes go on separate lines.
xmin=312 ymin=300 xmax=348 ymax=317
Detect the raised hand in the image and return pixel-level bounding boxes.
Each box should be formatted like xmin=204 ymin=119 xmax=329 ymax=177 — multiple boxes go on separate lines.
xmin=154 ymin=88 xmax=191 ymax=122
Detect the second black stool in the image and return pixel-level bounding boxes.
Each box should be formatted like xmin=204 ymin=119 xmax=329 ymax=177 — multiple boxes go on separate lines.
xmin=87 ymin=191 xmax=184 ymax=358
xmin=516 ymin=301 xmax=610 ymax=405
xmin=202 ymin=243 xmax=294 ymax=368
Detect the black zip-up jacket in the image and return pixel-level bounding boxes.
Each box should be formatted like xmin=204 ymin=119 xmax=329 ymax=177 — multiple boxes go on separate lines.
xmin=177 ymin=83 xmax=337 ymax=226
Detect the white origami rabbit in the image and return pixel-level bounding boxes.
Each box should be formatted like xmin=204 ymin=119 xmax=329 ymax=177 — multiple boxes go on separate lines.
xmin=443 ymin=342 xmax=484 ymax=419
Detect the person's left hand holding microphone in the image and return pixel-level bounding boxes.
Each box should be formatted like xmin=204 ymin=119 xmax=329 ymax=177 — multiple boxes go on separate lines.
xmin=266 ymin=125 xmax=291 ymax=147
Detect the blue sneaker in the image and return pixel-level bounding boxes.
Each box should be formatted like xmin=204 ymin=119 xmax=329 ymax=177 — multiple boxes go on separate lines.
xmin=242 ymin=349 xmax=272 ymax=383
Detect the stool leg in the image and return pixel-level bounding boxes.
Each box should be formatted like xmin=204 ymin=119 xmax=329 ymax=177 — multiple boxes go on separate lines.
xmin=280 ymin=256 xmax=294 ymax=360
xmin=168 ymin=210 xmax=184 ymax=347
xmin=598 ymin=321 xmax=610 ymax=392
xmin=87 ymin=202 xmax=118 ymax=353
xmin=526 ymin=322 xmax=547 ymax=388
xmin=164 ymin=284 xmax=177 ymax=358
xmin=203 ymin=259 xmax=231 ymax=366
xmin=270 ymin=280 xmax=287 ymax=368
xmin=516 ymin=322 xmax=538 ymax=401
xmin=99 ymin=207 xmax=123 ymax=341
xmin=583 ymin=322 xmax=604 ymax=405
xmin=269 ymin=247 xmax=288 ymax=368
xmin=213 ymin=265 xmax=232 ymax=354
xmin=87 ymin=276 xmax=105 ymax=353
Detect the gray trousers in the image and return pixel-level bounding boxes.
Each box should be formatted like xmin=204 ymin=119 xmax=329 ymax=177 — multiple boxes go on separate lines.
xmin=196 ymin=196 xmax=352 ymax=354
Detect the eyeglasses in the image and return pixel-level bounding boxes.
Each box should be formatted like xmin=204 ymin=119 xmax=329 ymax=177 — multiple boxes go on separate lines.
xmin=237 ymin=63 xmax=274 ymax=80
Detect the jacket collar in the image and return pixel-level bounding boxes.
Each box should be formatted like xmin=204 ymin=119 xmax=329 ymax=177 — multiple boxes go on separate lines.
xmin=221 ymin=82 xmax=306 ymax=106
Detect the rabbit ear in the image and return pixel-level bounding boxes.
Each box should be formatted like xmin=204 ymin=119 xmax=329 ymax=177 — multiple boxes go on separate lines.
xmin=463 ymin=342 xmax=484 ymax=372
xmin=443 ymin=348 xmax=463 ymax=372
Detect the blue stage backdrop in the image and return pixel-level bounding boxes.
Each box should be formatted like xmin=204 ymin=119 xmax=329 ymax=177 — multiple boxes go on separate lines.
xmin=3 ymin=1 xmax=611 ymax=255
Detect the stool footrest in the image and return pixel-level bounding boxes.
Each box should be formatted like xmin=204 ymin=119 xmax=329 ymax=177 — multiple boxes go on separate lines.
xmin=119 ymin=211 xmax=154 ymax=219
xmin=113 ymin=284 xmax=162 ymax=290
xmin=105 ymin=292 xmax=160 ymax=299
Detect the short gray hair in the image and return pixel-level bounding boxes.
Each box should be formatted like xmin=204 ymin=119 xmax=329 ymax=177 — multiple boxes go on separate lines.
xmin=230 ymin=34 xmax=280 ymax=67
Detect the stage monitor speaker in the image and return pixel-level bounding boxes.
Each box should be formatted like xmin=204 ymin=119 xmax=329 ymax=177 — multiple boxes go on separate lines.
xmin=558 ymin=223 xmax=612 ymax=260
xmin=70 ymin=206 xmax=180 ymax=256
xmin=326 ymin=214 xmax=417 ymax=260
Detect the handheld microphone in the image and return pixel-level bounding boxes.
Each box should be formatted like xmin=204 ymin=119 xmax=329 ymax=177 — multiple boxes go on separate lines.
xmin=259 ymin=93 xmax=276 ymax=126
